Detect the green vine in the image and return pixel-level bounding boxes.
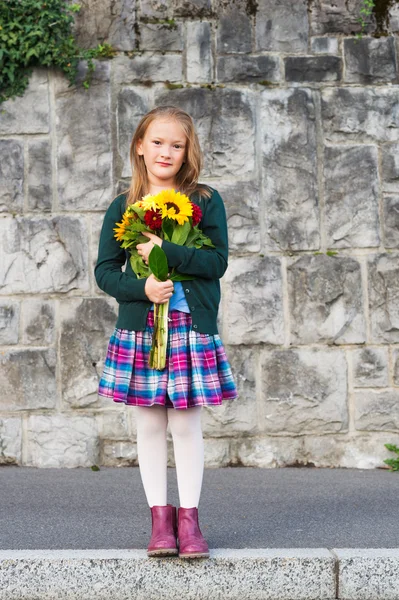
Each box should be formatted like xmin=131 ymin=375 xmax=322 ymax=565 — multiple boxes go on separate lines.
xmin=0 ymin=0 xmax=116 ymax=103
xmin=384 ymin=443 xmax=399 ymax=471
xmin=356 ymin=0 xmax=375 ymax=38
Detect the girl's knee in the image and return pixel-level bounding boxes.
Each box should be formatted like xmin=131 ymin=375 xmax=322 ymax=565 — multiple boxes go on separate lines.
xmin=135 ymin=405 xmax=168 ymax=436
xmin=167 ymin=406 xmax=203 ymax=438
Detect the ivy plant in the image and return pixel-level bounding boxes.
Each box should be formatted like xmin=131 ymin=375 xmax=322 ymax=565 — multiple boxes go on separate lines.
xmin=0 ymin=0 xmax=116 ymax=103
xmin=356 ymin=0 xmax=375 ymax=38
xmin=384 ymin=443 xmax=399 ymax=472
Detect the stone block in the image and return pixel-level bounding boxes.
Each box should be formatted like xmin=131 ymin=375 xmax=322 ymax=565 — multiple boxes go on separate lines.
xmin=0 ymin=349 xmax=56 ymax=411
xmin=73 ymin=0 xmax=136 ymax=51
xmin=172 ymin=0 xmax=212 ymax=17
xmin=337 ymin=549 xmax=399 ymax=599
xmin=223 ymin=256 xmax=284 ymax=345
xmin=261 ymin=88 xmax=319 ymax=251
xmin=216 ymin=9 xmax=252 ymax=54
xmin=354 ymin=390 xmax=399 ymax=431
xmin=26 ymin=414 xmax=99 ymax=468
xmin=383 ymin=196 xmax=399 ymax=248
xmin=101 ymin=410 xmax=131 ymax=440
xmin=203 ymin=179 xmax=260 ymax=253
xmin=381 ymin=143 xmax=399 ymax=193
xmin=391 ymin=3 xmax=399 ymax=31
xmin=21 ymin=299 xmax=55 ymax=345
xmin=140 ymin=0 xmax=212 ymax=18
xmin=232 ymin=436 xmax=304 ymax=468
xmin=203 ymin=438 xmax=231 ymax=467
xmin=0 ymin=300 xmax=20 ymax=344
xmin=201 ymin=346 xmax=258 ymax=436
xmin=113 ymin=54 xmax=183 ymax=84
xmin=303 ymin=432 xmax=398 ymax=468
xmin=321 ymin=87 xmax=399 ymax=143
xmin=217 ymin=55 xmax=280 ymax=83
xmin=309 ymin=0 xmax=374 ymax=36
xmin=186 ymin=21 xmax=213 ymax=83
xmin=101 ymin=440 xmax=138 ymax=466
xmin=255 ymin=0 xmax=308 ymax=53
xmin=324 ymin=145 xmax=380 ymax=248
xmin=0 ymin=139 xmax=23 ymax=213
xmin=60 ymin=298 xmax=118 ymax=409
xmin=261 ymin=348 xmax=348 ymax=434
xmin=311 ymin=36 xmax=339 ymax=54
xmin=285 ymin=56 xmax=342 ymax=82
xmin=368 ymin=253 xmax=399 ymax=343
xmin=0 ymin=417 xmax=22 ymax=464
xmin=344 ymin=37 xmax=397 ymax=83
xmin=27 ymin=139 xmax=52 ymax=211
xmin=139 ymin=0 xmax=169 ymax=18
xmin=54 ymin=62 xmax=113 ymax=211
xmin=155 ymin=87 xmax=256 ymax=179
xmin=393 ymin=348 xmax=399 ymax=385
xmin=140 ymin=22 xmax=183 ymax=52
xmin=117 ymin=87 xmax=152 ymax=178
xmin=0 ymin=70 xmax=49 ymax=134
xmin=352 ymin=347 xmax=389 ymax=388
xmin=0 ymin=216 xmax=89 ymax=294
xmin=288 ymin=254 xmax=366 ymax=345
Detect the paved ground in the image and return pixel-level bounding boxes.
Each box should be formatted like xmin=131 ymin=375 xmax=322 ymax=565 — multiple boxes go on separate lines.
xmin=1 ymin=465 xmax=399 ymax=550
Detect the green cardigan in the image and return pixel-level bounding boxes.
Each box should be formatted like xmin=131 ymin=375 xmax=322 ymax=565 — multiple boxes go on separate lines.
xmin=94 ymin=186 xmax=229 ymax=334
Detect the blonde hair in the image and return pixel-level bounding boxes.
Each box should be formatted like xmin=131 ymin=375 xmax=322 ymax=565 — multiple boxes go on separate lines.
xmin=124 ymin=105 xmax=212 ymax=207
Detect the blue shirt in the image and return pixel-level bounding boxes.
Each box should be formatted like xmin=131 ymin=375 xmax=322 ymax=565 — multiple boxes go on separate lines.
xmin=150 ymin=281 xmax=190 ymax=313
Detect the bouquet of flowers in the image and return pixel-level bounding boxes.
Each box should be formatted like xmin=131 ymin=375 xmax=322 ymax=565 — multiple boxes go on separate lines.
xmin=114 ymin=189 xmax=215 ymax=370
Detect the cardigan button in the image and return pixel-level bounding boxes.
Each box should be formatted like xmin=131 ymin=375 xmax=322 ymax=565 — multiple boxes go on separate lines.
xmin=193 ymin=324 xmax=198 ymax=329
xmin=185 ymin=288 xmax=190 ymax=293
xmin=191 ymin=306 xmax=195 ymax=311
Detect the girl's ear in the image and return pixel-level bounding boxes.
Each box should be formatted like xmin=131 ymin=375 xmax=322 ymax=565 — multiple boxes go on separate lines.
xmin=136 ymin=139 xmax=143 ymax=155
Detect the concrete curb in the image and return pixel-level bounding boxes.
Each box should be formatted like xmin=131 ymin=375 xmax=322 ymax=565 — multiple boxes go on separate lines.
xmin=1 ymin=548 xmax=399 ymax=600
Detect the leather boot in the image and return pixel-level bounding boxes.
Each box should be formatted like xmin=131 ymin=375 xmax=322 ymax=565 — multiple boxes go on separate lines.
xmin=177 ymin=507 xmax=210 ymax=558
xmin=147 ymin=505 xmax=178 ymax=557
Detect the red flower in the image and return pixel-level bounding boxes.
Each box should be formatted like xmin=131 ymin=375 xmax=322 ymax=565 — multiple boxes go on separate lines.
xmin=191 ymin=203 xmax=202 ymax=226
xmin=144 ymin=209 xmax=162 ymax=230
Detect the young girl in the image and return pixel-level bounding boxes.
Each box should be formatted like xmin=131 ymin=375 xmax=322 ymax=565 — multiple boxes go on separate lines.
xmin=95 ymin=105 xmax=238 ymax=559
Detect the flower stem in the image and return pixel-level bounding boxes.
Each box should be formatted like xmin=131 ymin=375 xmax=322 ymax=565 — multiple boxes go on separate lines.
xmin=149 ymin=300 xmax=169 ymax=370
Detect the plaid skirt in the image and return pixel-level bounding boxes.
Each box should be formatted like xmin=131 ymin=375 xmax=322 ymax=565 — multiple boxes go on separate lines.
xmin=98 ymin=309 xmax=238 ymax=409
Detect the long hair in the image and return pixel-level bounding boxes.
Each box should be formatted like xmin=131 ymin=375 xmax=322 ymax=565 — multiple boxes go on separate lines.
xmin=124 ymin=105 xmax=212 ymax=207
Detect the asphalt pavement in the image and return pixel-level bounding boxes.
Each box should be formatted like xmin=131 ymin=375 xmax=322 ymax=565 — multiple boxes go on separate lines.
xmin=1 ymin=465 xmax=399 ymax=550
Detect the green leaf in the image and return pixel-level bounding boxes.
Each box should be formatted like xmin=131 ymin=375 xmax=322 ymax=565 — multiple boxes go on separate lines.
xmin=162 ymin=218 xmax=174 ymax=241
xmin=130 ymin=251 xmax=151 ymax=279
xmin=169 ymin=271 xmax=195 ymax=281
xmin=171 ymin=220 xmax=190 ymax=245
xmin=148 ymin=244 xmax=168 ymax=281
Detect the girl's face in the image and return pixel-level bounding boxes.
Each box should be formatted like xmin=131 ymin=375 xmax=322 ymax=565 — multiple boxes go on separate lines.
xmin=136 ymin=118 xmax=187 ymax=189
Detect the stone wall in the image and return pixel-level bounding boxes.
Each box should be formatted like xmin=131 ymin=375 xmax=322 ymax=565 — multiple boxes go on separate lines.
xmin=1 ymin=0 xmax=399 ymax=468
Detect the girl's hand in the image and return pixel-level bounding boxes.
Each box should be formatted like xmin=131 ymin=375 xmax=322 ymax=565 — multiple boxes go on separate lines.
xmin=144 ymin=274 xmax=174 ymax=304
xmin=136 ymin=232 xmax=163 ymax=264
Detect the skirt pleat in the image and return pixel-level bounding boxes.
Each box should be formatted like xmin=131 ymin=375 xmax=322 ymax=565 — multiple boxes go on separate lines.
xmin=98 ymin=310 xmax=238 ymax=409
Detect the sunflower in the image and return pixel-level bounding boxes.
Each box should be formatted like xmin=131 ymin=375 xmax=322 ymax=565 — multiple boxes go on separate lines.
xmin=140 ymin=194 xmax=160 ymax=212
xmin=155 ymin=189 xmax=193 ymax=225
xmin=113 ymin=210 xmax=134 ymax=241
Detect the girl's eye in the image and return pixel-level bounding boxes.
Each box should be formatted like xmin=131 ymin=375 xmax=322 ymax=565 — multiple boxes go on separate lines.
xmin=153 ymin=141 xmax=161 ymax=145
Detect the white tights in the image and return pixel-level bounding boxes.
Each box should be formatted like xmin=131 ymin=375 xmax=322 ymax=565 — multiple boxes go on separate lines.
xmin=134 ymin=405 xmax=204 ymax=509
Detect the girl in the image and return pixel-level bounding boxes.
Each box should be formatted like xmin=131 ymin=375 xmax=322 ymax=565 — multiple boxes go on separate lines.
xmin=95 ymin=105 xmax=238 ymax=559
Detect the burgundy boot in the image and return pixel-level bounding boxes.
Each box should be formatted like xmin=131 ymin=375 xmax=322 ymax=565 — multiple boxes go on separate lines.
xmin=177 ymin=507 xmax=210 ymax=559
xmin=147 ymin=505 xmax=178 ymax=557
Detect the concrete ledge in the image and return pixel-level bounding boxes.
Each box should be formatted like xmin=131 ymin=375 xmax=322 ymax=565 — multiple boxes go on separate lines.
xmin=0 ymin=548 xmax=398 ymax=600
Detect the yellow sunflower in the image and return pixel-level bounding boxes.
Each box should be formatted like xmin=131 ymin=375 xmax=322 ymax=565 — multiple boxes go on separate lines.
xmin=113 ymin=210 xmax=134 ymax=242
xmin=155 ymin=189 xmax=193 ymax=225
xmin=139 ymin=194 xmax=160 ymax=212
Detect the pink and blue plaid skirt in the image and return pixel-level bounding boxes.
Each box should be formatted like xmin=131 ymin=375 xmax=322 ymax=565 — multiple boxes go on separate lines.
xmin=98 ymin=310 xmax=238 ymax=409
